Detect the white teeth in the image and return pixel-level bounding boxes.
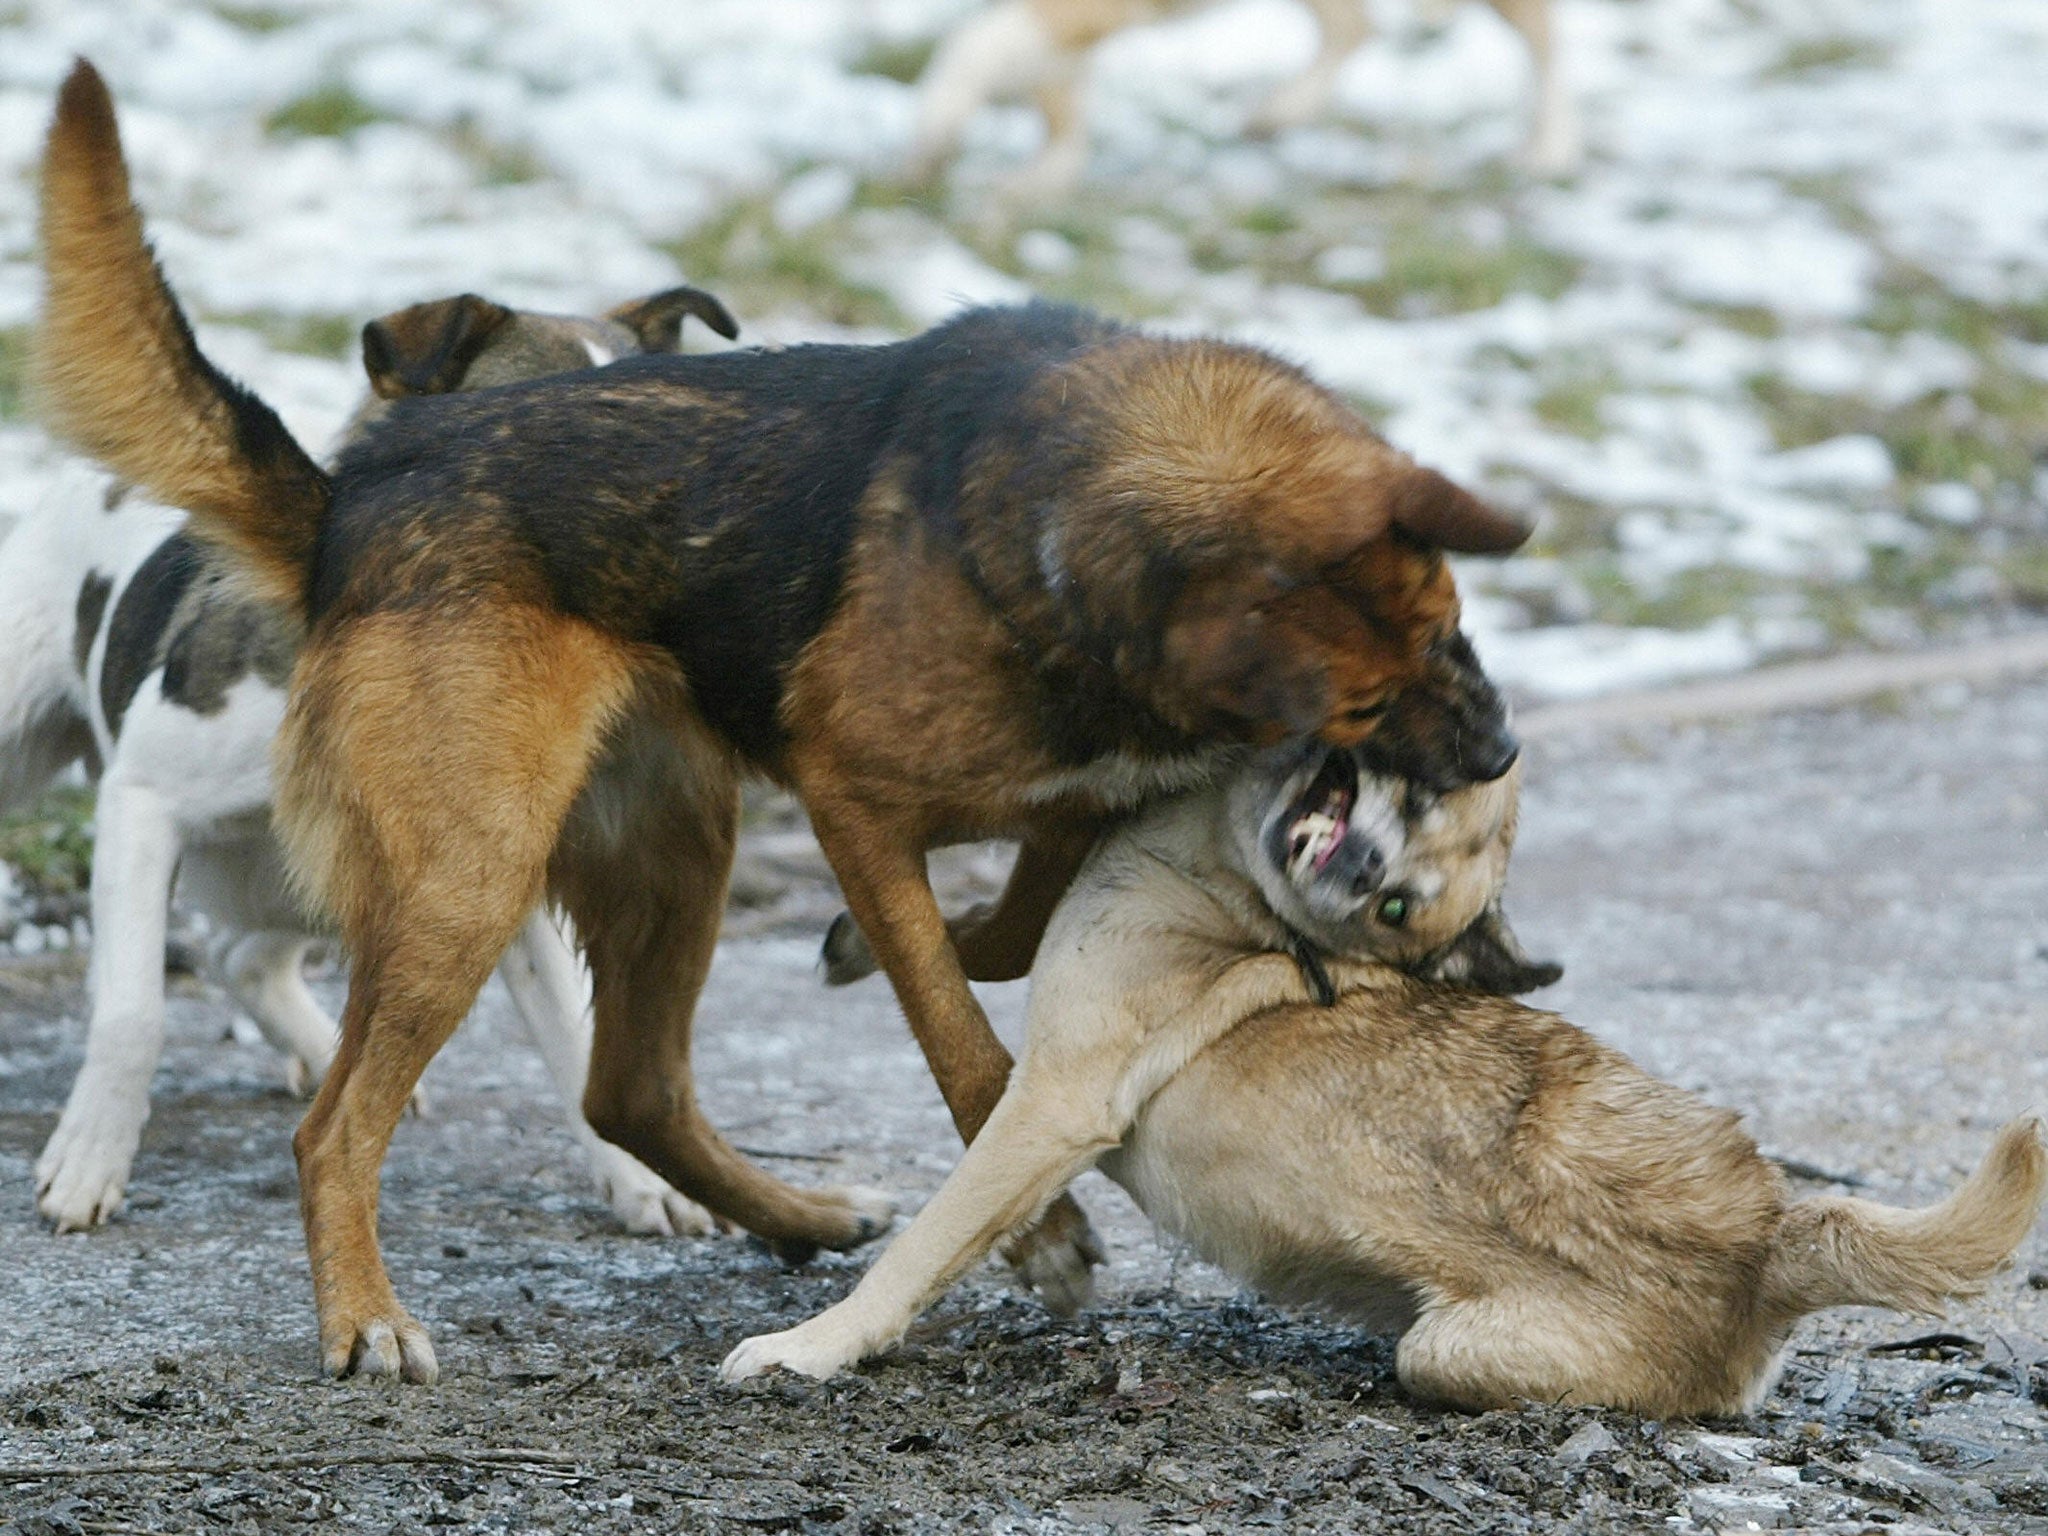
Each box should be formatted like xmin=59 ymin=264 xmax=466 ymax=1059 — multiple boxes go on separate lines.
xmin=1287 ymin=812 xmax=1342 ymax=881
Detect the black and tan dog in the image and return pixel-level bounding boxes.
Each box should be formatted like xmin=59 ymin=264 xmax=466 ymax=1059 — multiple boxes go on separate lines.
xmin=36 ymin=61 xmax=1529 ymax=1382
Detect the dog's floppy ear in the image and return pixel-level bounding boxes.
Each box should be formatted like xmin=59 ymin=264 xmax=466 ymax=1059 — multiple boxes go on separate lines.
xmin=1161 ymin=576 xmax=1330 ymax=741
xmin=606 ymin=285 xmax=740 ymax=352
xmin=1390 ymin=467 xmax=1533 ymax=555
xmin=1418 ymin=899 xmax=1562 ymax=995
xmin=361 ymin=294 xmax=515 ymax=399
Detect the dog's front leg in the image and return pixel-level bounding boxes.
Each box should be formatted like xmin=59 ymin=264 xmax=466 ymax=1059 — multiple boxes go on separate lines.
xmin=35 ymin=778 xmax=179 ymax=1230
xmin=721 ymin=1079 xmax=1118 ymax=1382
xmin=799 ymin=784 xmax=1104 ymax=1312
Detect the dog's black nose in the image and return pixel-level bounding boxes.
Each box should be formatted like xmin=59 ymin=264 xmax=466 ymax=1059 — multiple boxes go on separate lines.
xmin=1463 ymin=730 xmax=1520 ymax=783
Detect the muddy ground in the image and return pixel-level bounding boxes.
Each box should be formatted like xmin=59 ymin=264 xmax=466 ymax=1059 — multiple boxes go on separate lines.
xmin=1 ymin=674 xmax=2045 ymax=1535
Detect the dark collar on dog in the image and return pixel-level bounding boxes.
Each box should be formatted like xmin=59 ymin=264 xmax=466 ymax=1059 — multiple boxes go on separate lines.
xmin=1283 ymin=927 xmax=1338 ymax=1007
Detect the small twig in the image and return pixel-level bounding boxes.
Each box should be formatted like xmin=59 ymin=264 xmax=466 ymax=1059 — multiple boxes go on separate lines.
xmin=0 ymin=1445 xmax=583 ymax=1483
xmin=1768 ymin=1153 xmax=1868 ymax=1188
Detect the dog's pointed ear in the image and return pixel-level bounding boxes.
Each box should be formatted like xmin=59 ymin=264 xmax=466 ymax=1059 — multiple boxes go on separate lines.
xmin=1390 ymin=467 xmax=1532 ymax=555
xmin=1418 ymin=899 xmax=1562 ymax=995
xmin=361 ymin=294 xmax=515 ymax=399
xmin=606 ymin=285 xmax=740 ymax=352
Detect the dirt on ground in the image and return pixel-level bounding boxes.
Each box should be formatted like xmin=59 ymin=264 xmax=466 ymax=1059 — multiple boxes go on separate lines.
xmin=1 ymin=675 xmax=2045 ymax=1535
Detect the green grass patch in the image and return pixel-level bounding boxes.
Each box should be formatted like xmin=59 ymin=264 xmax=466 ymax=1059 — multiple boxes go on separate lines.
xmin=447 ymin=121 xmax=546 ymax=186
xmin=1532 ymin=361 xmax=1621 ymax=440
xmin=1 ymin=786 xmax=94 ymax=900
xmin=1348 ymin=223 xmax=1579 ymax=318
xmin=1747 ymin=366 xmax=2048 ymax=493
xmin=0 ymin=325 xmax=30 ymax=420
xmin=212 ymin=2 xmax=294 ymax=32
xmin=1765 ymin=36 xmax=1892 ymax=78
xmin=266 ymin=81 xmax=387 ymax=139
xmin=848 ymin=35 xmax=937 ymax=85
xmin=664 ymin=198 xmax=910 ymax=332
xmin=221 ymin=311 xmax=359 ymax=360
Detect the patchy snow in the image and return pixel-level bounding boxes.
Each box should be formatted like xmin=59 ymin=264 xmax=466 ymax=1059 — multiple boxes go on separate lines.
xmin=1 ymin=0 xmax=2043 ymax=701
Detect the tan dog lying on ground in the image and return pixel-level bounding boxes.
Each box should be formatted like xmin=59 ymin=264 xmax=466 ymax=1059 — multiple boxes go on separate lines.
xmin=723 ymin=747 xmax=2047 ymax=1417
xmin=907 ymin=0 xmax=1579 ymax=200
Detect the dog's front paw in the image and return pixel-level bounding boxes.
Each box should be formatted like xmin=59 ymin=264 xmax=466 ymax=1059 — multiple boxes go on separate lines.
xmin=34 ymin=1088 xmax=148 ymax=1232
xmin=762 ymin=1185 xmax=897 ymax=1265
xmin=1000 ymin=1193 xmax=1105 ymax=1317
xmin=719 ymin=1322 xmax=868 ymax=1384
xmin=322 ymin=1307 xmax=439 ymax=1384
xmin=592 ymin=1147 xmax=719 ymax=1237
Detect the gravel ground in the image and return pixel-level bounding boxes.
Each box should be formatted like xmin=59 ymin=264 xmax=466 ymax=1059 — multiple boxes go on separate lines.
xmin=0 ymin=673 xmax=2044 ymax=1534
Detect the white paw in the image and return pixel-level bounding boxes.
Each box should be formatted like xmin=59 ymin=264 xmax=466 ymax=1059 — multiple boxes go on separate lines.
xmin=719 ymin=1322 xmax=867 ymax=1384
xmin=594 ymin=1151 xmax=718 ymax=1237
xmin=35 ymin=1088 xmax=148 ymax=1232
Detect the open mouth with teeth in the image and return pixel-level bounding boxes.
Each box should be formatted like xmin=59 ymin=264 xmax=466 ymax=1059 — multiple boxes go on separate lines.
xmin=1282 ymin=750 xmax=1356 ymax=886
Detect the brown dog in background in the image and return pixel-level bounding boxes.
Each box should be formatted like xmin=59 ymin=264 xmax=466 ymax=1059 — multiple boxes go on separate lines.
xmin=725 ymin=749 xmax=2045 ymax=1418
xmin=37 ymin=61 xmax=1529 ymax=1383
xmin=907 ymin=0 xmax=1579 ymax=199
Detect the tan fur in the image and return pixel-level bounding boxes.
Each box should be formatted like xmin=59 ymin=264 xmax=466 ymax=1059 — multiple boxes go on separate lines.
xmin=35 ymin=66 xmax=326 ymax=616
xmin=724 ymin=763 xmax=2046 ymax=1417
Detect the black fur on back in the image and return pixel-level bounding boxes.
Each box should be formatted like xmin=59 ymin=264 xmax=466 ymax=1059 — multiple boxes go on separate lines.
xmin=316 ymin=305 xmax=1129 ymax=765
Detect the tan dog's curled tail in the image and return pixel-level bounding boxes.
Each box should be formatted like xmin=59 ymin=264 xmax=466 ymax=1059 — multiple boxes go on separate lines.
xmin=1763 ymin=1117 xmax=2047 ymax=1321
xmin=35 ymin=59 xmax=328 ymax=619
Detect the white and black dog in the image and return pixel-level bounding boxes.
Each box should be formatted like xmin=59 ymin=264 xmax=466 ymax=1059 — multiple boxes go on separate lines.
xmin=1 ymin=284 xmax=737 ymax=1234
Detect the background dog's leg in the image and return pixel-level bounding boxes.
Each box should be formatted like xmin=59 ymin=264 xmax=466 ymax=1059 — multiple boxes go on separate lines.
xmin=798 ymin=786 xmax=1103 ymax=1313
xmin=1484 ymin=0 xmax=1579 ymax=174
xmin=1001 ymin=66 xmax=1093 ymax=204
xmin=35 ymin=779 xmax=179 ymax=1231
xmin=722 ymin=1082 xmax=1119 ymax=1382
xmin=1247 ymin=0 xmax=1371 ymax=136
xmin=495 ymin=905 xmax=718 ymax=1238
xmin=822 ymin=816 xmax=1105 ymax=986
xmin=904 ymin=0 xmax=1061 ymax=187
xmin=215 ymin=930 xmax=337 ymax=1095
xmin=566 ymin=706 xmax=891 ymax=1258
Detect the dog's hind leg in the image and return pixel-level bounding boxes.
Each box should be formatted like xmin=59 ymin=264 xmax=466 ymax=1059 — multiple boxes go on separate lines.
xmin=565 ymin=692 xmax=892 ymax=1258
xmin=495 ymin=905 xmax=718 ymax=1238
xmin=1484 ymin=0 xmax=1580 ymax=174
xmin=281 ymin=611 xmax=635 ymax=1383
xmin=34 ymin=775 xmax=179 ymax=1231
xmin=215 ymin=931 xmax=337 ymax=1095
xmin=1247 ymin=0 xmax=1371 ymax=136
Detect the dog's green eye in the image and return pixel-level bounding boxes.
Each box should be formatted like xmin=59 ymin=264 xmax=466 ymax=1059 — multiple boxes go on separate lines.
xmin=1376 ymin=894 xmax=1409 ymax=927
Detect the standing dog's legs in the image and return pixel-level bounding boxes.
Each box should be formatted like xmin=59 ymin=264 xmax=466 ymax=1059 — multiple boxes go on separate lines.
xmin=495 ymin=906 xmax=717 ymax=1238
xmin=1248 ymin=0 xmax=1372 ymax=135
xmin=1484 ymin=0 xmax=1579 ymax=174
xmin=34 ymin=777 xmax=178 ymax=1230
xmin=567 ymin=698 xmax=892 ymax=1257
xmin=283 ymin=613 xmax=635 ymax=1382
xmin=795 ymin=781 xmax=1102 ymax=1312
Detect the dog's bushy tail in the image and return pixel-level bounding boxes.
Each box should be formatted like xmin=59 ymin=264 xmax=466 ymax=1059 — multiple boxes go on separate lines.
xmin=34 ymin=60 xmax=327 ymax=619
xmin=1762 ymin=1118 xmax=2046 ymax=1322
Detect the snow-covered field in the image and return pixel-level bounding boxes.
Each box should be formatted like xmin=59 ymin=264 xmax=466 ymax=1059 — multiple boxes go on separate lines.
xmin=1 ymin=0 xmax=2044 ymax=698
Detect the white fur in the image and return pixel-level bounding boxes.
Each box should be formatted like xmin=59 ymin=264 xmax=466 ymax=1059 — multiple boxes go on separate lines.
xmin=0 ymin=477 xmax=705 ymax=1234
